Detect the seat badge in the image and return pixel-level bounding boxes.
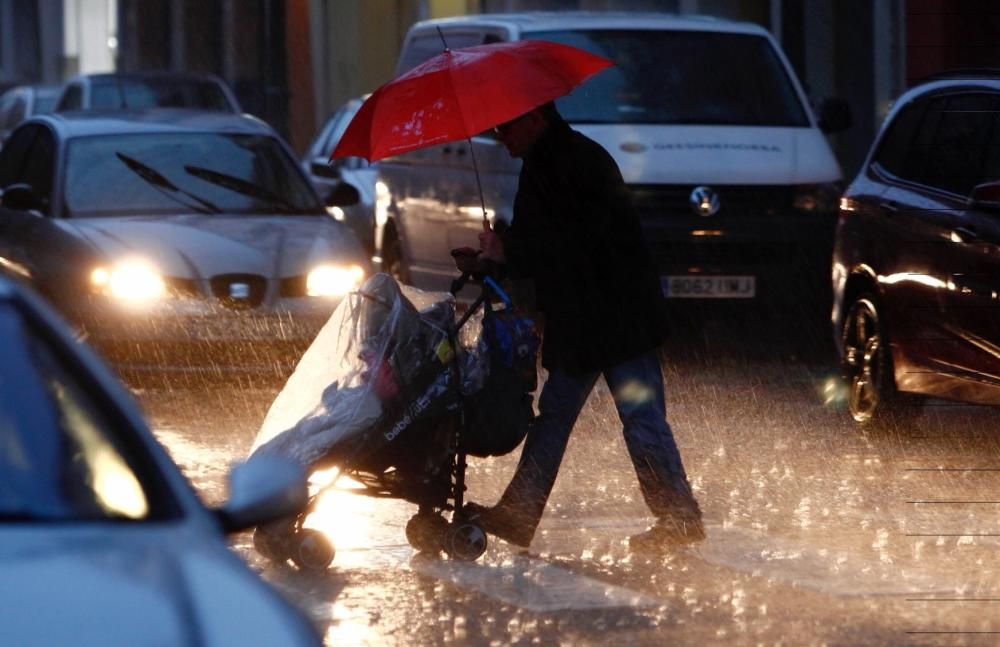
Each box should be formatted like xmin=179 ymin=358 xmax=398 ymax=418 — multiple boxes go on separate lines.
xmin=229 ymin=282 xmax=250 ymax=299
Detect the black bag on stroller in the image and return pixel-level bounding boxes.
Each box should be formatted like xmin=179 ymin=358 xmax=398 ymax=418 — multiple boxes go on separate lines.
xmin=461 ymin=283 xmax=539 ymax=458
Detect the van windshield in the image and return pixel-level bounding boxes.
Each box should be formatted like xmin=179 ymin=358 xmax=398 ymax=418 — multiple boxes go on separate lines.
xmin=530 ymin=30 xmax=809 ymax=127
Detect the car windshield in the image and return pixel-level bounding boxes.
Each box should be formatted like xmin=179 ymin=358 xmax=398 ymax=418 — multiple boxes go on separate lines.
xmin=530 ymin=29 xmax=809 ymax=127
xmin=0 ymin=303 xmax=177 ymax=522
xmin=64 ymin=132 xmax=323 ymax=216
xmin=90 ymin=77 xmax=232 ymax=111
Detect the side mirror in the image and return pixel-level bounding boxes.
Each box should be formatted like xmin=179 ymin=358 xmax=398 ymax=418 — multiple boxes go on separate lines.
xmin=310 ymin=159 xmax=341 ymax=180
xmin=1 ymin=183 xmax=43 ymax=212
xmin=817 ymin=97 xmax=853 ymax=134
xmin=970 ymin=180 xmax=1000 ymax=209
xmin=325 ymin=182 xmax=361 ymax=207
xmin=214 ymin=455 xmax=307 ymax=533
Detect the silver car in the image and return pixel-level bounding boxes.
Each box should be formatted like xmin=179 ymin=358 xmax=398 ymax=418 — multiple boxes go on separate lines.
xmin=0 ymin=273 xmax=318 ymax=646
xmin=52 ymin=71 xmax=242 ymax=114
xmin=302 ymin=96 xmax=377 ymax=257
xmin=0 ymin=83 xmax=61 ymax=146
xmin=0 ymin=109 xmax=368 ymax=377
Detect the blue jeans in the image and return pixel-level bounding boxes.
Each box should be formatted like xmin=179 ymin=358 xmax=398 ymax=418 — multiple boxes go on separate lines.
xmin=493 ymin=350 xmax=700 ymax=536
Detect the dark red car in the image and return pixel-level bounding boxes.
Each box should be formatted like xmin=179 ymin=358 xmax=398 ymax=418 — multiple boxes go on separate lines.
xmin=832 ymin=72 xmax=1000 ymax=427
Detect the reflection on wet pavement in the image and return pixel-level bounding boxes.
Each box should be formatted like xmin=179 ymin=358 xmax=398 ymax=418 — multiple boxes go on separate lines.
xmin=136 ymin=338 xmax=1000 ymax=645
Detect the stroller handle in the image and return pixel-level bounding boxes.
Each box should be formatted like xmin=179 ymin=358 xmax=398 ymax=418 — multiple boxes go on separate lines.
xmin=449 ymin=263 xmax=508 ymax=303
xmin=452 ymin=266 xmax=510 ymax=332
xmin=450 ymin=272 xmax=472 ymax=296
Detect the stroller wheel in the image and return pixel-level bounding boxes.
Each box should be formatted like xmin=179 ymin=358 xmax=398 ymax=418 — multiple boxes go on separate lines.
xmin=405 ymin=512 xmax=449 ymax=553
xmin=291 ymin=529 xmax=335 ymax=571
xmin=253 ymin=525 xmax=292 ymax=562
xmin=443 ymin=521 xmax=488 ymax=561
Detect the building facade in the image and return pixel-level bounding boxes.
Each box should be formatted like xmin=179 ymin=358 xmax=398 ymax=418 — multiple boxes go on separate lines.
xmin=0 ymin=0 xmax=64 ymax=92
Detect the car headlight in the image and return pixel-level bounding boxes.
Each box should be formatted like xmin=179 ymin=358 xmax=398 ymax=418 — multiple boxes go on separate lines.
xmin=793 ymin=182 xmax=841 ymax=213
xmin=306 ymin=264 xmax=365 ymax=297
xmin=90 ymin=259 xmax=166 ymax=301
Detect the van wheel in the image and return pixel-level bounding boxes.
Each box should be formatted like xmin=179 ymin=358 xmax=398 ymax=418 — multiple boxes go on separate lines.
xmin=381 ymin=227 xmax=409 ymax=284
xmin=841 ymin=293 xmax=921 ymax=429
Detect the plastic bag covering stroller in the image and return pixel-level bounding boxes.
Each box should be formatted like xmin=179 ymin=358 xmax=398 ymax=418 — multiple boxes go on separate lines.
xmin=249 ymin=273 xmax=490 ymax=471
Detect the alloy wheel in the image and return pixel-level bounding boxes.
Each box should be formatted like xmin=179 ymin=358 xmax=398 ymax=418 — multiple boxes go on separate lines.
xmin=842 ymin=297 xmax=886 ymax=423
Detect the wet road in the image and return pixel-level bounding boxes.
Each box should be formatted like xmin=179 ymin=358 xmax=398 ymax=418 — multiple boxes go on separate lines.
xmin=135 ymin=312 xmax=1000 ymax=646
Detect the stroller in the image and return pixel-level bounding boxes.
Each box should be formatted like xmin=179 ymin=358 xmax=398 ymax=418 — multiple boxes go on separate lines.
xmin=249 ymin=271 xmax=538 ymax=570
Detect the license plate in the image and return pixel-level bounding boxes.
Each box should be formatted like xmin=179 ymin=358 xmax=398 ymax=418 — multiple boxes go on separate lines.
xmin=662 ymin=275 xmax=756 ymax=298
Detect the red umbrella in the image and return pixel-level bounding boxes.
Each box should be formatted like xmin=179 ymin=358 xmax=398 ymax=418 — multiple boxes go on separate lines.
xmin=332 ymin=39 xmax=612 ymax=162
xmin=331 ymin=38 xmax=612 ymax=228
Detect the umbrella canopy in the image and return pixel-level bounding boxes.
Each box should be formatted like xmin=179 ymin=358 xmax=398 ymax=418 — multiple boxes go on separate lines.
xmin=331 ymin=39 xmax=613 ymax=163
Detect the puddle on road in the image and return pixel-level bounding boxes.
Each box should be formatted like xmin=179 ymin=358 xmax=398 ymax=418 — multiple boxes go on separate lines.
xmin=696 ymin=524 xmax=963 ymax=596
xmin=410 ymin=554 xmax=663 ymax=612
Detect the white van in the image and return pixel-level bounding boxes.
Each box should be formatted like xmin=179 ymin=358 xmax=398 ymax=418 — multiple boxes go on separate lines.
xmin=374 ymin=12 xmax=850 ymax=305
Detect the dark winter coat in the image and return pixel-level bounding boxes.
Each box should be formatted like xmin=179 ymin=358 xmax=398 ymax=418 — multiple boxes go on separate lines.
xmin=501 ymin=116 xmax=667 ymax=374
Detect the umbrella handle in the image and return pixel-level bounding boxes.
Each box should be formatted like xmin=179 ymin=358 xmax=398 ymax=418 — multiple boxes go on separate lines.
xmin=464 ymin=136 xmax=490 ymax=231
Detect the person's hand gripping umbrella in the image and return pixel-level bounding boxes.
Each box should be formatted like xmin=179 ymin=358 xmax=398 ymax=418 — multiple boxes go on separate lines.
xmin=330 ymin=34 xmax=612 ymax=232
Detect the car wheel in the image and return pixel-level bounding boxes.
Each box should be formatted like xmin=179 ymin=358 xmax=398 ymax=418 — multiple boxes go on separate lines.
xmin=841 ymin=293 xmax=920 ymax=428
xmin=381 ymin=226 xmax=409 ymax=284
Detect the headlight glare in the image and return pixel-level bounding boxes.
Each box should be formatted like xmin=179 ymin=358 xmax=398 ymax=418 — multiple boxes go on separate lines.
xmin=92 ymin=259 xmax=166 ymax=301
xmin=307 ymin=264 xmax=365 ymax=297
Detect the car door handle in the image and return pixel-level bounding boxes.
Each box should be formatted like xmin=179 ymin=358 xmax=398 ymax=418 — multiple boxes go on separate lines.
xmin=879 ymin=200 xmax=899 ymax=213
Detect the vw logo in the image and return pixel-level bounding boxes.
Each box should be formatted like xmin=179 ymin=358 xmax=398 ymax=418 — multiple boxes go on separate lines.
xmin=689 ymin=186 xmax=721 ymax=217
xmin=229 ymin=282 xmax=250 ymax=299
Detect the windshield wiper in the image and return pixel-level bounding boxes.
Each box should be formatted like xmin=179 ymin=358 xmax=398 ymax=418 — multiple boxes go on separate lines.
xmin=116 ymin=152 xmax=222 ymax=215
xmin=184 ymin=164 xmax=300 ymax=213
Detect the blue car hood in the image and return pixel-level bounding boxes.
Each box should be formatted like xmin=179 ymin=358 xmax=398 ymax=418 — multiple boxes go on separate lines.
xmin=0 ymin=526 xmax=316 ymax=646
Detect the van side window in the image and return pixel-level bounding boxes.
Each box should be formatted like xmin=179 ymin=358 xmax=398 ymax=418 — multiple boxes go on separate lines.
xmin=872 ymin=99 xmax=926 ymax=181
xmin=922 ymin=93 xmax=997 ymax=195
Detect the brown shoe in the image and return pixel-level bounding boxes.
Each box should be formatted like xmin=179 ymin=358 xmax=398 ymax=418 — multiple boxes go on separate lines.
xmin=463 ymin=502 xmax=534 ymax=547
xmin=629 ymin=516 xmax=705 ymax=552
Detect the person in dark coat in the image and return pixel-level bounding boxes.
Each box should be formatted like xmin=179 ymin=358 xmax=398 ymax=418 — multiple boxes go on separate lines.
xmin=455 ymin=102 xmax=703 ymax=550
